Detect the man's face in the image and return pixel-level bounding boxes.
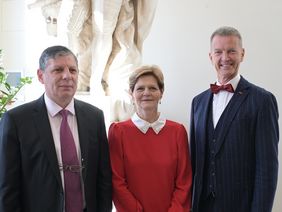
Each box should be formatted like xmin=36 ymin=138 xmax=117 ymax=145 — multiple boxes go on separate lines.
xmin=209 ymin=35 xmax=245 ymax=83
xmin=37 ymin=54 xmax=78 ymax=107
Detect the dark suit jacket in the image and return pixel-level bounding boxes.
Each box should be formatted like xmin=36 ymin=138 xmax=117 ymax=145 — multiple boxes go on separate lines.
xmin=0 ymin=95 xmax=112 ymax=212
xmin=190 ymin=76 xmax=279 ymax=212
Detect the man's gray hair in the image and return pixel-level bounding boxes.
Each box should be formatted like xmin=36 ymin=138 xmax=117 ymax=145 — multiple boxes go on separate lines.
xmin=210 ymin=26 xmax=243 ymax=47
xmin=39 ymin=45 xmax=78 ymax=70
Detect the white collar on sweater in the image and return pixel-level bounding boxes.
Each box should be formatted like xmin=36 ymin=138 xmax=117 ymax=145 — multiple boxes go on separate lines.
xmin=131 ymin=112 xmax=166 ymax=134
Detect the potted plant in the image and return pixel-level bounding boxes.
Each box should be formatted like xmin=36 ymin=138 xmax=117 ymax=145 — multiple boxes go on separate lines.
xmin=0 ymin=49 xmax=32 ymax=118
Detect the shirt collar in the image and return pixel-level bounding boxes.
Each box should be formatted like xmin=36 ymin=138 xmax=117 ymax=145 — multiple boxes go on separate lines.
xmin=216 ymin=74 xmax=241 ymax=91
xmin=131 ymin=112 xmax=166 ymax=134
xmin=44 ymin=93 xmax=75 ymax=117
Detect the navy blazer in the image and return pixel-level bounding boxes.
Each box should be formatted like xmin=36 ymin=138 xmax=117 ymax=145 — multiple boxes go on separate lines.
xmin=190 ymin=76 xmax=279 ymax=212
xmin=0 ymin=95 xmax=112 ymax=212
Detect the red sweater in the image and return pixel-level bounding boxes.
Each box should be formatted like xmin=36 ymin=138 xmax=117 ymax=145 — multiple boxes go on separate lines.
xmin=108 ymin=119 xmax=192 ymax=212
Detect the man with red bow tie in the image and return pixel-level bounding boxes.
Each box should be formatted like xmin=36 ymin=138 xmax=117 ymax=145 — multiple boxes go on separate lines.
xmin=190 ymin=26 xmax=279 ymax=212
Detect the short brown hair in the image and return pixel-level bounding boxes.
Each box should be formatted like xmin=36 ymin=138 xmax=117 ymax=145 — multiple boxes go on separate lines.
xmin=129 ymin=65 xmax=164 ymax=92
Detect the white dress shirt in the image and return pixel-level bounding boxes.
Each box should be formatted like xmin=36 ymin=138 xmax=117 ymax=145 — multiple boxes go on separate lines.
xmin=212 ymin=74 xmax=240 ymax=127
xmin=44 ymin=93 xmax=85 ymax=210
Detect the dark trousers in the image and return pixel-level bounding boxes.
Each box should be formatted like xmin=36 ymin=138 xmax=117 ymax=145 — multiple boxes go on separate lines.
xmin=199 ymin=194 xmax=217 ymax=212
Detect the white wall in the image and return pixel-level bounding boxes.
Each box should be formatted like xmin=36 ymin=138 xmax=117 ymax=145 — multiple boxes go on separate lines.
xmin=143 ymin=0 xmax=282 ymax=211
xmin=0 ymin=0 xmax=26 ymax=72
xmin=1 ymin=0 xmax=281 ymax=210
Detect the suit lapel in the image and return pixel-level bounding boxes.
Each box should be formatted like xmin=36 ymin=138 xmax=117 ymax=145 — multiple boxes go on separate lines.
xmin=74 ymin=100 xmax=89 ymax=180
xmin=32 ymin=96 xmax=62 ymax=189
xmin=214 ymin=77 xmax=250 ymax=155
xmin=196 ymin=91 xmax=213 ymax=156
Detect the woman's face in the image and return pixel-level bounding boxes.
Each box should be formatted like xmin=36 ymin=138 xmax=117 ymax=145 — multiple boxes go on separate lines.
xmin=131 ymin=75 xmax=163 ymax=114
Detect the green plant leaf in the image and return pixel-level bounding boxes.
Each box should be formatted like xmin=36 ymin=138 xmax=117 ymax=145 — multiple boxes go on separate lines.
xmin=0 ymin=50 xmax=33 ymax=118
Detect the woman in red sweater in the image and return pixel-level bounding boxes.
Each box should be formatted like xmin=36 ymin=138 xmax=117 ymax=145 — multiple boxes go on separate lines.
xmin=108 ymin=65 xmax=192 ymax=212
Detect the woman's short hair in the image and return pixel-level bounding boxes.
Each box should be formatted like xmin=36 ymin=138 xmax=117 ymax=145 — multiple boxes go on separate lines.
xmin=129 ymin=65 xmax=164 ymax=92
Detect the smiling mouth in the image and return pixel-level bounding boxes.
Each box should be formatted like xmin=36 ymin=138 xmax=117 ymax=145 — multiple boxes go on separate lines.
xmin=60 ymin=84 xmax=73 ymax=87
xmin=60 ymin=85 xmax=73 ymax=89
xmin=220 ymin=64 xmax=233 ymax=69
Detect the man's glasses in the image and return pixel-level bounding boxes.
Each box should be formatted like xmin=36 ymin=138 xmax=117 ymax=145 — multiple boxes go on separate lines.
xmin=59 ymin=164 xmax=84 ymax=173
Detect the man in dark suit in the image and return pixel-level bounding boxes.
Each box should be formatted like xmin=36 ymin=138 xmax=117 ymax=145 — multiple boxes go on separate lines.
xmin=190 ymin=26 xmax=279 ymax=212
xmin=0 ymin=45 xmax=112 ymax=212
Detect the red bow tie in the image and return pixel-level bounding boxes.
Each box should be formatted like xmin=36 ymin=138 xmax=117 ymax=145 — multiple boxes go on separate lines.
xmin=210 ymin=83 xmax=234 ymax=94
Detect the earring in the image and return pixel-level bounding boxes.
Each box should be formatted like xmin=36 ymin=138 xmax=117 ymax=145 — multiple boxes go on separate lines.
xmin=159 ymin=100 xmax=161 ymax=104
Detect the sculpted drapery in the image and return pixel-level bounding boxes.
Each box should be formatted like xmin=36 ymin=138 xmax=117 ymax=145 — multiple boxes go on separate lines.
xmin=28 ymin=0 xmax=158 ymax=121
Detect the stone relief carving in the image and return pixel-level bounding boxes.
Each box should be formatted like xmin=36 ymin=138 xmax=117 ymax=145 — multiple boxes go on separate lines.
xmin=28 ymin=0 xmax=158 ymax=121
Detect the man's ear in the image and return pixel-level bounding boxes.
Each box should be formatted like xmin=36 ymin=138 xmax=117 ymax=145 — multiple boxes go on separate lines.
xmin=209 ymin=52 xmax=213 ymax=62
xmin=37 ymin=69 xmax=44 ymax=84
xmin=240 ymin=48 xmax=245 ymax=62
